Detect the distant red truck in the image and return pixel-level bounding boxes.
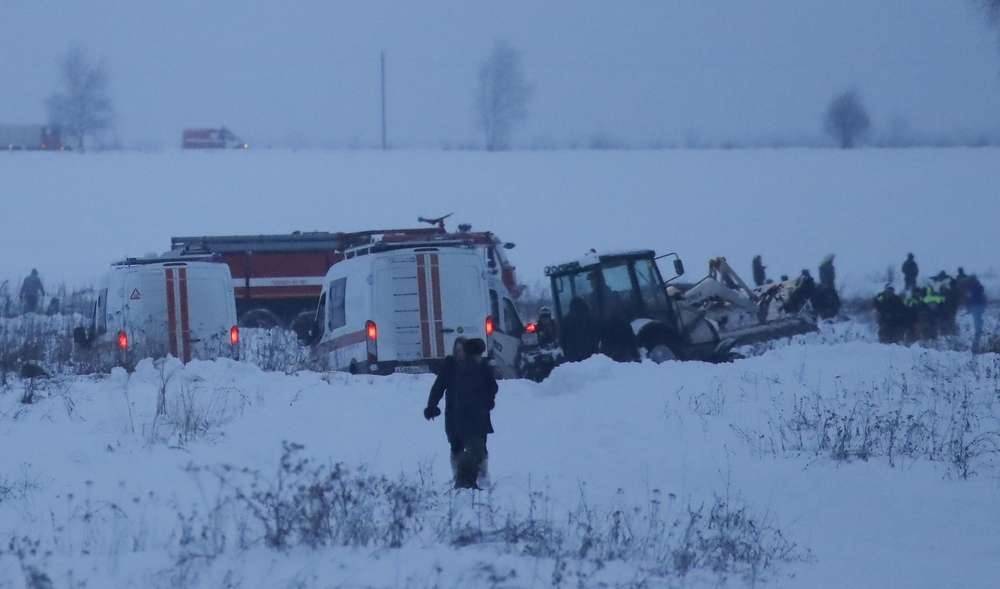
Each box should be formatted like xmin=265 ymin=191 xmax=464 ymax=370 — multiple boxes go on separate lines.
xmin=182 ymin=127 xmax=248 ymax=149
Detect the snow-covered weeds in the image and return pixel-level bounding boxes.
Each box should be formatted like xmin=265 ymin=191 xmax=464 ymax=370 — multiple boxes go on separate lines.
xmin=442 ymin=482 xmax=805 ymax=586
xmin=185 ymin=442 xmax=433 ymax=551
xmin=2 ymin=442 xmax=804 ymax=588
xmin=738 ymin=352 xmax=1000 ymax=478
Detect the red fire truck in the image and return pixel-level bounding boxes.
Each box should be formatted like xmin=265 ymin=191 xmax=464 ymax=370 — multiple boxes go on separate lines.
xmin=170 ymin=223 xmax=523 ymax=336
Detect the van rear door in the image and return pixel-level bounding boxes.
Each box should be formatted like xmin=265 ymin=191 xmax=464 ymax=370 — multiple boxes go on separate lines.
xmin=171 ymin=264 xmax=236 ymax=361
xmin=375 ymin=250 xmax=487 ymax=363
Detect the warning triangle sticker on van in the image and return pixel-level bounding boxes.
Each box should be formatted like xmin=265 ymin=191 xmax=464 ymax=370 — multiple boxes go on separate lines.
xmin=129 ymin=288 xmax=142 ymax=300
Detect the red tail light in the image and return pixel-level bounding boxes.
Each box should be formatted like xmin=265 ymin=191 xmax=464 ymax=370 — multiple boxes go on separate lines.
xmin=230 ymin=325 xmax=240 ymax=345
xmin=365 ymin=320 xmax=378 ymax=363
xmin=525 ymin=322 xmax=537 ymax=334
xmin=485 ymin=316 xmax=495 ymax=337
xmin=117 ymin=330 xmax=128 ymax=350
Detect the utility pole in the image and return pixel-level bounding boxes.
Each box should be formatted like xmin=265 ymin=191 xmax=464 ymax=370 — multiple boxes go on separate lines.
xmin=380 ymin=51 xmax=388 ymax=150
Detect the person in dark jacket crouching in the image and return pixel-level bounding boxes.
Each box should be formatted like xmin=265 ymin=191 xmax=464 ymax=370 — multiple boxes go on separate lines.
xmin=424 ymin=337 xmax=498 ymax=489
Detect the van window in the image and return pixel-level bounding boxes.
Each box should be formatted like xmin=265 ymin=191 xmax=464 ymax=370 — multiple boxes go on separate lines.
xmin=502 ymin=298 xmax=523 ymax=336
xmin=96 ymin=288 xmax=108 ymax=334
xmin=328 ymin=278 xmax=347 ymax=331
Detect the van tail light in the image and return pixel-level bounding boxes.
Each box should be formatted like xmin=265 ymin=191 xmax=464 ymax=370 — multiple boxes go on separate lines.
xmin=365 ymin=320 xmax=378 ymax=362
xmin=525 ymin=322 xmax=537 ymax=334
xmin=230 ymin=325 xmax=240 ymax=346
xmin=117 ymin=330 xmax=128 ymax=350
xmin=485 ymin=315 xmax=495 ymax=337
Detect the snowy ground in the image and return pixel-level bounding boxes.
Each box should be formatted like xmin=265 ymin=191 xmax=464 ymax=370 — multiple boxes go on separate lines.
xmin=0 ymin=148 xmax=998 ymax=299
xmin=1 ymin=312 xmax=998 ymax=588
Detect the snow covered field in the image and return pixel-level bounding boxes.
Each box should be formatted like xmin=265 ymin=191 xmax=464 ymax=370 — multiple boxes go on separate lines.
xmin=0 ymin=148 xmax=997 ymax=299
xmin=0 ymin=148 xmax=998 ymax=587
xmin=1 ymin=313 xmax=998 ymax=587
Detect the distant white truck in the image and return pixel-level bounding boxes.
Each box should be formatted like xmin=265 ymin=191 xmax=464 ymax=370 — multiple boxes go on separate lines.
xmin=306 ymin=243 xmax=527 ymax=376
xmin=75 ymin=258 xmax=240 ymax=369
xmin=0 ymin=124 xmax=64 ymax=150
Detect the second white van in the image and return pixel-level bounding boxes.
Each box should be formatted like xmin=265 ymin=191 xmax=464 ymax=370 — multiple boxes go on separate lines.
xmin=75 ymin=258 xmax=240 ymax=369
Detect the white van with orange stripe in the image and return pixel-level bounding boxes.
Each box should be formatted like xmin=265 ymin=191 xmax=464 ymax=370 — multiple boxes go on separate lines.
xmin=310 ymin=246 xmax=494 ymax=375
xmin=74 ymin=258 xmax=240 ymax=369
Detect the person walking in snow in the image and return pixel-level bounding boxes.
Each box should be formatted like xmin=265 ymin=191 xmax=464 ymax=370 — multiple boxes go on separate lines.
xmin=902 ymin=254 xmax=919 ymax=292
xmin=424 ymin=338 xmax=498 ymax=489
xmin=19 ymin=269 xmax=45 ymax=314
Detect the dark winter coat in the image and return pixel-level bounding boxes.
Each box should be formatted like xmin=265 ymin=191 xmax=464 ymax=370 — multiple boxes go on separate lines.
xmin=20 ymin=274 xmax=44 ymax=300
xmin=427 ymin=357 xmax=498 ymax=440
xmin=561 ymin=298 xmax=600 ymax=362
xmin=875 ymin=291 xmax=907 ymax=324
xmin=819 ymin=258 xmax=836 ymax=290
xmin=966 ymin=279 xmax=987 ymax=309
xmin=902 ymin=258 xmax=918 ymax=282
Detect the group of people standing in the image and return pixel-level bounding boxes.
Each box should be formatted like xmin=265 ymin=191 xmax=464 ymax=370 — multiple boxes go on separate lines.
xmin=874 ymin=254 xmax=988 ymax=350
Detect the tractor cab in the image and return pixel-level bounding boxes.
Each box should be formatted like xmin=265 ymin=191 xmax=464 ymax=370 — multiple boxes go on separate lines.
xmin=547 ymin=250 xmax=679 ymax=326
xmin=545 ymin=250 xmax=706 ymax=362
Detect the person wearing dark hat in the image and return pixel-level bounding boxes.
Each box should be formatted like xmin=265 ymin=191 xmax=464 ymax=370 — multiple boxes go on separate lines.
xmin=902 ymin=254 xmax=919 ymax=292
xmin=424 ymin=337 xmax=498 ymax=489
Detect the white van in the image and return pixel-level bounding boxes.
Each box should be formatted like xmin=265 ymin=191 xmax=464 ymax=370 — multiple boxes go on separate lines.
xmin=309 ymin=245 xmax=506 ymax=374
xmin=75 ymin=258 xmax=240 ymax=369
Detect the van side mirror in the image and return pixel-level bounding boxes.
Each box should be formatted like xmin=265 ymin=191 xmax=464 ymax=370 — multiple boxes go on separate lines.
xmin=673 ymin=259 xmax=685 ymax=277
xmin=73 ymin=326 xmax=92 ymax=347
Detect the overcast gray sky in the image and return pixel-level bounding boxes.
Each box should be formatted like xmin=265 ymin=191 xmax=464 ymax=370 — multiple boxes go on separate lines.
xmin=2 ymin=0 xmax=999 ymax=148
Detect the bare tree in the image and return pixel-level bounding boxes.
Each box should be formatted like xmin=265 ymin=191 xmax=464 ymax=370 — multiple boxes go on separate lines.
xmin=46 ymin=45 xmax=113 ymax=151
xmin=475 ymin=41 xmax=532 ymax=151
xmin=824 ymin=90 xmax=871 ymax=149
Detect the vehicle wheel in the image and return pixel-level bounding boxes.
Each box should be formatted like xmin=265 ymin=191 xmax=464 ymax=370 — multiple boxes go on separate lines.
xmin=239 ymin=308 xmax=283 ymax=329
xmin=647 ymin=344 xmax=676 ymax=364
